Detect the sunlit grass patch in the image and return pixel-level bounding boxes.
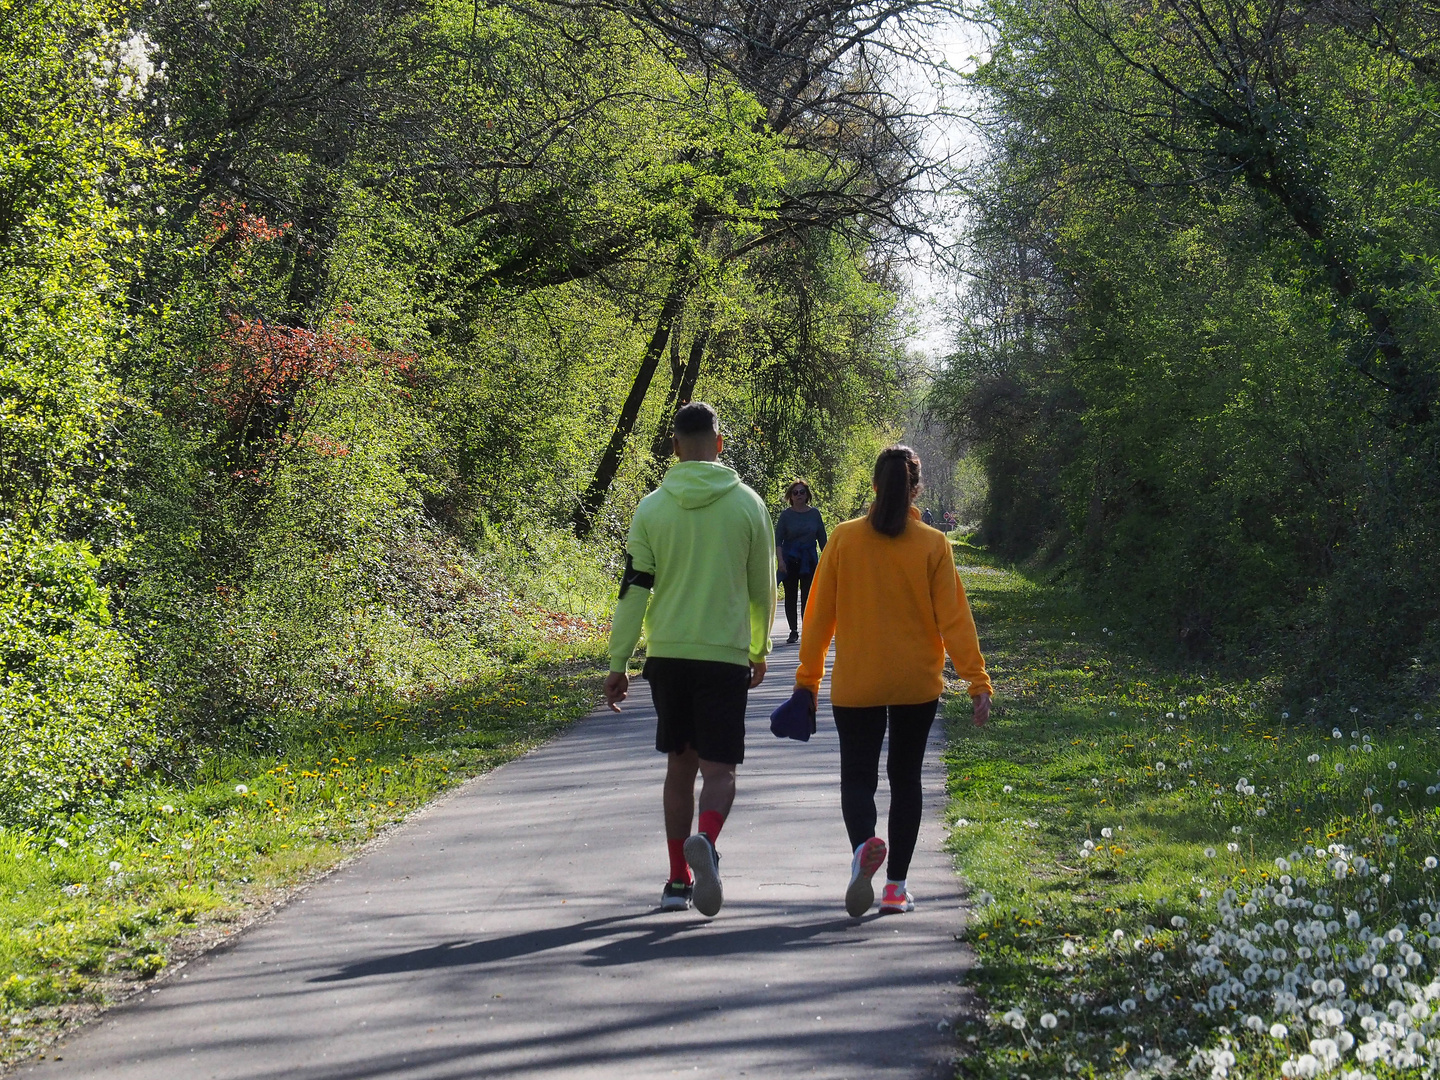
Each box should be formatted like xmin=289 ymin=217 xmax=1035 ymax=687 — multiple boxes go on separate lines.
xmin=0 ymin=647 xmax=605 ymax=1064
xmin=947 ymin=563 xmax=1440 ymax=1079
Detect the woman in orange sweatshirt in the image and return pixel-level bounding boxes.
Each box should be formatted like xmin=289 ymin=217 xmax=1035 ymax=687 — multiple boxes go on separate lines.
xmin=795 ymin=445 xmax=992 ymax=916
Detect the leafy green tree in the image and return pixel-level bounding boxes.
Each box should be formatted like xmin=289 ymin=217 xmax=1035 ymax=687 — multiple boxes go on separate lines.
xmin=0 ymin=0 xmax=160 ymax=824
xmin=938 ymin=0 xmax=1440 ymax=697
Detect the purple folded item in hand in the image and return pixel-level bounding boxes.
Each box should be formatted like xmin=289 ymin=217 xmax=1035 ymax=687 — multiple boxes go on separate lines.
xmin=770 ymin=687 xmax=817 ymax=742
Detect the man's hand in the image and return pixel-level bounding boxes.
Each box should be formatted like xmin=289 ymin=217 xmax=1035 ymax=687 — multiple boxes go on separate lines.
xmin=972 ymin=692 xmax=992 ymax=727
xmin=749 ymin=660 xmax=767 ymax=689
xmin=604 ymin=672 xmax=629 ymax=712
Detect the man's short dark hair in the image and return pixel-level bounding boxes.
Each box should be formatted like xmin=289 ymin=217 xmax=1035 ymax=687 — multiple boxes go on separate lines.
xmin=674 ymin=401 xmax=719 ymax=438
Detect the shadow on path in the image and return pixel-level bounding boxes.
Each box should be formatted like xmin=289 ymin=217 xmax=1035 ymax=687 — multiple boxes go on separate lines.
xmin=312 ymin=904 xmax=887 ymax=983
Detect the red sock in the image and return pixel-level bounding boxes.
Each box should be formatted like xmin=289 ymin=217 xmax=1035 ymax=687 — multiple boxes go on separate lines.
xmin=698 ymin=810 xmax=724 ymax=844
xmin=667 ymin=837 xmax=690 ymax=884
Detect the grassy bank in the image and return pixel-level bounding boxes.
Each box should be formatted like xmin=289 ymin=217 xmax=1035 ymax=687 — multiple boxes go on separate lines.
xmin=946 ymin=547 xmax=1440 ymax=1079
xmin=0 ymin=638 xmax=607 ymax=1068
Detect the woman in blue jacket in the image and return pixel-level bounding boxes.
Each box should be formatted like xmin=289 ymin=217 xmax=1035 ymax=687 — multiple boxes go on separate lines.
xmin=774 ymin=481 xmax=828 ymax=643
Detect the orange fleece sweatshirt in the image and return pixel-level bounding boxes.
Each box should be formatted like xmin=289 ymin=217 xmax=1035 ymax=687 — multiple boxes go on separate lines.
xmin=795 ymin=506 xmax=992 ymax=708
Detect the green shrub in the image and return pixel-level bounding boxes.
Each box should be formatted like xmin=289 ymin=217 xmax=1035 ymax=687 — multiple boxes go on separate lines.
xmin=0 ymin=533 xmax=158 ymax=828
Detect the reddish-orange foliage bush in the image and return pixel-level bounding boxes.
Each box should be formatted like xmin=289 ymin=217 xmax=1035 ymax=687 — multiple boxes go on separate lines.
xmin=202 ymin=316 xmax=415 ymax=458
xmin=206 ymin=200 xmax=291 ymax=247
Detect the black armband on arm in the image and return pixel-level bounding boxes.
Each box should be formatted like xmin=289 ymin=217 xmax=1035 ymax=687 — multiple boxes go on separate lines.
xmin=619 ymin=554 xmax=655 ymax=598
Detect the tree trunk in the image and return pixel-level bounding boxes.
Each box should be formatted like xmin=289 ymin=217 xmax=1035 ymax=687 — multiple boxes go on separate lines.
xmin=649 ymin=317 xmax=711 ymax=470
xmin=574 ymin=280 xmax=687 ymax=535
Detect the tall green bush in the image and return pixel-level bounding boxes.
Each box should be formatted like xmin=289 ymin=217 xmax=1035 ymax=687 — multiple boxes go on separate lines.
xmin=0 ymin=0 xmax=161 ymax=825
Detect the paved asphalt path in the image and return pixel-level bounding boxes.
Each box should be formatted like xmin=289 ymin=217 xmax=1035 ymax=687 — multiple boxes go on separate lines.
xmin=27 ymin=637 xmax=971 ymax=1080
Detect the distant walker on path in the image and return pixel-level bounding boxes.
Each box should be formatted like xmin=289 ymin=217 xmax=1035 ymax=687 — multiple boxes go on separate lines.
xmin=774 ymin=480 xmax=828 ymax=644
xmin=604 ymin=402 xmax=777 ymax=916
xmin=796 ymin=445 xmax=993 ymax=917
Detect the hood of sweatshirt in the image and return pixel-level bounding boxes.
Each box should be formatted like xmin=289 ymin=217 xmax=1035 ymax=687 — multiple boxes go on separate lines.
xmin=659 ymin=460 xmax=741 ymax=509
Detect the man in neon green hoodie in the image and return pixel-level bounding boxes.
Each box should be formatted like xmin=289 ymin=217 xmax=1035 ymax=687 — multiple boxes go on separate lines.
xmin=603 ymin=402 xmax=776 ymax=916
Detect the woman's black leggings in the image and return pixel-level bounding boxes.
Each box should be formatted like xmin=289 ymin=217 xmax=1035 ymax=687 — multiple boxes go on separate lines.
xmin=782 ymin=569 xmax=813 ymax=634
xmin=832 ymin=699 xmax=939 ymax=881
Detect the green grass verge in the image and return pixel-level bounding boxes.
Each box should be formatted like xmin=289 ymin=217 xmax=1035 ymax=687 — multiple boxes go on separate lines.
xmin=0 ymin=640 xmax=606 ymax=1066
xmin=947 ymin=557 xmax=1440 ymax=1080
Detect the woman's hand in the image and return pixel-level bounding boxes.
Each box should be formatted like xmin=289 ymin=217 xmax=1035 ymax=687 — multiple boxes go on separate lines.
xmin=972 ymin=692 xmax=991 ymax=726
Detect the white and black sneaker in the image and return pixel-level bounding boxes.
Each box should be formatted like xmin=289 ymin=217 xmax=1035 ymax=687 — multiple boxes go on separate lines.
xmin=660 ymin=880 xmax=693 ymax=911
xmin=683 ymin=834 xmax=723 ymax=916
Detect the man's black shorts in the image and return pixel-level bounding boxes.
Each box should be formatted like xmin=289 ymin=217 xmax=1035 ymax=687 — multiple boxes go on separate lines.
xmin=643 ymin=656 xmax=749 ymax=765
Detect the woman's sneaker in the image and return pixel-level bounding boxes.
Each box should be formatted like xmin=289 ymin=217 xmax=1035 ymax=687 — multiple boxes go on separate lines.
xmin=683 ymin=834 xmax=723 ymax=916
xmin=878 ymin=882 xmax=915 ymax=914
xmin=660 ymin=880 xmax=693 ymax=911
xmin=845 ymin=837 xmax=888 ymax=916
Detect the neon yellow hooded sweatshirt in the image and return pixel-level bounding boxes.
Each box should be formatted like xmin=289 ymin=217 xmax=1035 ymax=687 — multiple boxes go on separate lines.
xmin=607 ymin=460 xmax=776 ymax=673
